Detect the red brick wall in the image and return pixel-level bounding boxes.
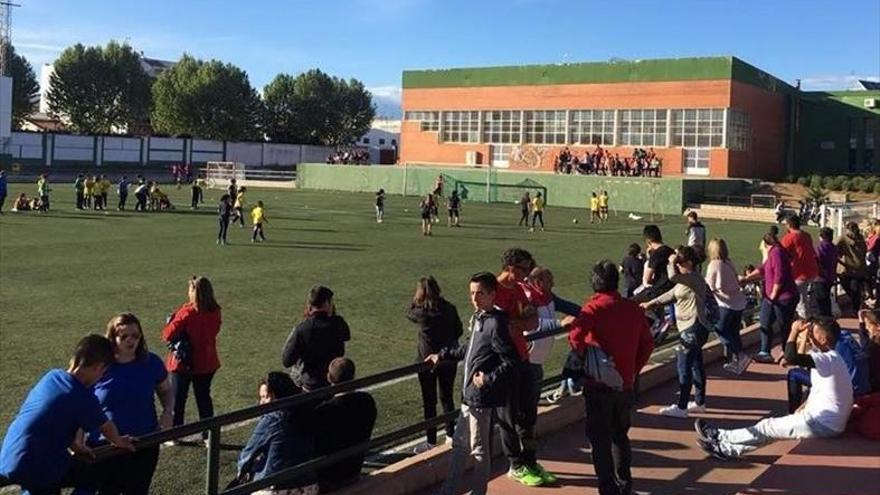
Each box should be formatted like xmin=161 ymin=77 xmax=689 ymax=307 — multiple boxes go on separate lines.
xmin=728 ymin=81 xmax=788 ymax=179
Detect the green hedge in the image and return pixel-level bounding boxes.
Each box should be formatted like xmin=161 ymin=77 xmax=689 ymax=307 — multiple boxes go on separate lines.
xmin=795 ymin=173 xmax=880 ymax=197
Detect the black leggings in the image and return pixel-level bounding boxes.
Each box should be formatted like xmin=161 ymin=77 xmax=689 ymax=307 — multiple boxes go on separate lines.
xmin=218 ymin=217 xmax=230 ymax=243
xmin=91 ymin=446 xmax=160 ymax=495
xmin=839 ymin=276 xmax=866 ymax=312
xmin=171 ymin=372 xmax=215 ymax=426
xmin=519 ymin=209 xmax=529 ymax=226
xmin=531 ymin=211 xmax=544 ymax=228
xmin=417 ymin=362 xmax=457 ymax=444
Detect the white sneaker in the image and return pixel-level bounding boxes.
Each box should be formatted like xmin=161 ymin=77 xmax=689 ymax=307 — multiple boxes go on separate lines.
xmin=412 ymin=441 xmax=437 ymax=454
xmin=445 ymin=436 xmax=454 ymax=445
xmin=686 ymin=401 xmax=706 ymax=413
xmin=658 ymin=405 xmax=688 ymax=418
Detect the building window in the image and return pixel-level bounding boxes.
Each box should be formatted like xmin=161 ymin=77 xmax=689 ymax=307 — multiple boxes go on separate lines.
xmin=379 ymin=138 xmax=386 ymax=145
xmin=865 ymin=118 xmax=876 ymax=171
xmin=524 ymin=110 xmax=567 ymax=144
xmin=362 ymin=137 xmax=370 ymax=144
xmin=404 ymin=111 xmax=440 ymax=131
xmin=569 ymin=110 xmax=615 ymax=145
xmin=391 ymin=139 xmax=397 ymax=146
xmin=683 ymin=147 xmax=710 ymax=174
xmin=727 ymin=109 xmax=751 ymax=151
xmin=849 ymin=118 xmax=858 ymax=172
xmin=441 ymin=111 xmax=480 ymax=143
xmin=617 ymin=109 xmax=667 ymax=147
xmin=671 ymin=109 xmax=724 ymax=148
xmin=482 ymin=110 xmax=522 ymax=144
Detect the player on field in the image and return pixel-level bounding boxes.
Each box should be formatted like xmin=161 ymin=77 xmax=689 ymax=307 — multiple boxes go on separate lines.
xmin=447 ymin=190 xmax=461 ymax=227
xmin=530 ymin=192 xmax=545 ymax=232
xmin=251 ymin=201 xmax=268 ymax=243
xmin=590 ymin=192 xmax=600 ymax=224
xmin=375 ymin=189 xmax=386 ymax=223
xmin=419 ymin=194 xmax=434 ymax=236
xmin=599 ymin=190 xmax=609 ymax=221
xmin=518 ymin=192 xmax=531 ymax=228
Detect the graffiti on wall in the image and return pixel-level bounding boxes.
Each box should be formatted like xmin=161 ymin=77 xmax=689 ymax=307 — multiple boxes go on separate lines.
xmin=508 ymin=145 xmax=549 ymax=169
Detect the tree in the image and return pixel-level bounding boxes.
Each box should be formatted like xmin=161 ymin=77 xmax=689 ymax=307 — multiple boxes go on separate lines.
xmin=46 ymin=41 xmax=152 ymax=134
xmin=4 ymin=45 xmax=40 ymax=129
xmin=263 ymin=69 xmax=375 ymax=146
xmin=152 ymin=55 xmax=263 ymax=141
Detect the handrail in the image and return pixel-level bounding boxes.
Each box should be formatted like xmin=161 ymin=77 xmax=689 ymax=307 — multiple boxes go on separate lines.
xmin=1 ymin=307 xmax=763 ymax=493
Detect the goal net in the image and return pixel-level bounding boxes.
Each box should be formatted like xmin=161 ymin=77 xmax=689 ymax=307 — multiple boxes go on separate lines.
xmin=824 ymin=200 xmax=879 ymax=237
xmin=204 ymin=161 xmax=246 ymax=188
xmin=452 ymin=177 xmax=547 ymax=205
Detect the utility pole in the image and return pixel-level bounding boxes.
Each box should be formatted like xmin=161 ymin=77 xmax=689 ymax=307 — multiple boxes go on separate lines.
xmin=0 ymin=1 xmax=21 ymax=76
xmin=0 ymin=1 xmax=20 ymax=158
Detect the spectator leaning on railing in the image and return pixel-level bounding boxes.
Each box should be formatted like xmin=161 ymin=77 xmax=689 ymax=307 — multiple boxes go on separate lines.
xmin=406 ymin=276 xmax=464 ymax=453
xmin=0 ymin=335 xmax=135 ymax=494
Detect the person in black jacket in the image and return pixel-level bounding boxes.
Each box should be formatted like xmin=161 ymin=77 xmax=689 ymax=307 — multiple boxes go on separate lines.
xmin=407 ymin=276 xmax=464 ymax=452
xmin=282 ymin=286 xmax=351 ymax=391
xmin=217 ymin=194 xmax=232 ymax=246
xmin=425 ymin=272 xmax=518 ymax=495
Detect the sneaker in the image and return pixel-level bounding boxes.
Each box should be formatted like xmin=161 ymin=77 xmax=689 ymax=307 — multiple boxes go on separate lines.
xmin=696 ymin=436 xmax=732 ymax=461
xmin=693 ymin=418 xmax=719 ymax=442
xmin=753 ymin=352 xmax=774 ymax=364
xmin=531 ymin=463 xmax=557 ymax=484
xmin=734 ymin=353 xmax=752 ymax=375
xmin=658 ymin=405 xmax=688 ymax=418
xmin=507 ymin=466 xmax=544 ymax=487
xmin=722 ymin=355 xmax=739 ymax=374
xmin=686 ymin=401 xmax=706 ymax=414
xmin=412 ymin=441 xmax=437 ymax=454
xmin=444 ymin=436 xmax=453 ymax=445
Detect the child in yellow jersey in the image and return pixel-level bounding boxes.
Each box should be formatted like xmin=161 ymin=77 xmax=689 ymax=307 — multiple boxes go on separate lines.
xmin=530 ymin=192 xmax=545 ymax=232
xmin=98 ymin=175 xmax=111 ymax=210
xmin=251 ymin=200 xmax=267 ymax=243
xmin=599 ymin=190 xmax=609 ymax=221
xmin=232 ymin=187 xmax=247 ymax=227
xmin=589 ymin=192 xmax=600 ymax=224
xmin=83 ymin=175 xmax=95 ymax=209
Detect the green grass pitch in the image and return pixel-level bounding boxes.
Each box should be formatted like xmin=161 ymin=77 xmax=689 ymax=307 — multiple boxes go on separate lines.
xmin=0 ymin=183 xmax=771 ymax=494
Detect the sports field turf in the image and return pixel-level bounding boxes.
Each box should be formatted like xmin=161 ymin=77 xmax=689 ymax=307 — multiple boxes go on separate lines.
xmin=0 ymin=182 xmax=771 ymax=494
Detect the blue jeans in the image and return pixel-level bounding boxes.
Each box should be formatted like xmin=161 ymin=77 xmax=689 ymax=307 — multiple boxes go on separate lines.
xmin=758 ymin=296 xmax=799 ymax=354
xmin=715 ymin=307 xmax=743 ymax=357
xmin=676 ymin=322 xmax=709 ymax=409
xmin=787 ymin=368 xmax=811 ymax=413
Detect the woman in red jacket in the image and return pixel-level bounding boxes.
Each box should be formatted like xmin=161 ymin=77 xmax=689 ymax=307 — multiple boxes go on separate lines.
xmin=162 ymin=276 xmax=222 ymax=428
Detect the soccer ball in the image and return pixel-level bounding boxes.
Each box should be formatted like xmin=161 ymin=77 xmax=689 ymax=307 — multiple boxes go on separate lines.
xmin=572 ymin=218 xmax=579 ymax=224
xmin=404 ymin=208 xmax=409 ymax=213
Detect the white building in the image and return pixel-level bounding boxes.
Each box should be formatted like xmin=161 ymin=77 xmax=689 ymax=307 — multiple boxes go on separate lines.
xmin=357 ymin=119 xmax=400 ymax=164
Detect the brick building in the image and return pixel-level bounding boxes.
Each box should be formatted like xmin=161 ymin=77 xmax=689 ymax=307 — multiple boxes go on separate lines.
xmin=400 ymin=56 xmax=880 ymax=179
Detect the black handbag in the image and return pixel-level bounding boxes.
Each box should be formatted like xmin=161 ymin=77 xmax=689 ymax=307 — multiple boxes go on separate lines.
xmin=167 ymin=332 xmax=193 ymax=371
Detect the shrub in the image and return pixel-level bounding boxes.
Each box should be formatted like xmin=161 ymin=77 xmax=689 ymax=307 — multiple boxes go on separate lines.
xmin=810 ymin=175 xmax=824 ymax=189
xmin=874 ymin=182 xmax=880 ymax=196
xmin=848 ymin=177 xmax=863 ymax=192
xmin=796 ymin=176 xmax=809 ymax=186
xmin=861 ymin=177 xmax=877 ymax=194
xmin=822 ymin=176 xmax=836 ymax=189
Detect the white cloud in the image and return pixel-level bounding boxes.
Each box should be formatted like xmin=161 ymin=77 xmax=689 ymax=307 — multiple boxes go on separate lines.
xmin=800 ymin=74 xmax=880 ymax=91
xmin=368 ymin=85 xmax=402 ymax=118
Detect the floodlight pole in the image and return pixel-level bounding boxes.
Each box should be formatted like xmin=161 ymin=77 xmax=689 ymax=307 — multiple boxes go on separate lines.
xmin=0 ymin=1 xmax=21 ymax=77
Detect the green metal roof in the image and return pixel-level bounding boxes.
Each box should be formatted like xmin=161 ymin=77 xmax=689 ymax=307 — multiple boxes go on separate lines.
xmin=402 ymin=56 xmax=794 ymax=93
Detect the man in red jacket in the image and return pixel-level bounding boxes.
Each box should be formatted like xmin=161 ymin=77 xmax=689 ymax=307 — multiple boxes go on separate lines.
xmin=562 ymin=260 xmax=654 ymax=495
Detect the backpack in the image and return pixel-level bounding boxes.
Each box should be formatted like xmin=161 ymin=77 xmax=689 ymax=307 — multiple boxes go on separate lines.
xmin=564 ymin=345 xmax=624 ymax=391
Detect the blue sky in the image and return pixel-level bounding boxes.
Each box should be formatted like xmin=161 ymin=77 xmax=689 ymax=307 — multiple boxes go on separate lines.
xmin=12 ymin=0 xmax=880 ymax=115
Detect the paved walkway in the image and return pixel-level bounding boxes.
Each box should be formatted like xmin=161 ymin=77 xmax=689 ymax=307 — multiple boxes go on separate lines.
xmin=418 ymin=345 xmax=879 ymax=495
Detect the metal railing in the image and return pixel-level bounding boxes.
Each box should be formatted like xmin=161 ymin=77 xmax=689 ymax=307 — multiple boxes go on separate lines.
xmin=0 ymin=310 xmax=762 ymax=494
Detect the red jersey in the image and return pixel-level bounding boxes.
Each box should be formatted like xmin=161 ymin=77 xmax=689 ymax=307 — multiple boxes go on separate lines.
xmin=780 ymin=230 xmax=819 ymax=281
xmin=494 ymin=280 xmax=532 ymax=361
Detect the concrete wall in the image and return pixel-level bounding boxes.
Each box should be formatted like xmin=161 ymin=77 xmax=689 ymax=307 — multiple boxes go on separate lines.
xmin=297 ymin=163 xmax=689 ymax=215
xmin=6 ymin=131 xmax=334 ymax=169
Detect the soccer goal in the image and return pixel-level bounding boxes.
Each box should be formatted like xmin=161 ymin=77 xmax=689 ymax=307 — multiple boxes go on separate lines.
xmin=824 ymin=200 xmax=880 ymax=237
xmin=203 ymin=161 xmax=246 ymax=189
xmin=453 ymin=178 xmax=547 ymax=205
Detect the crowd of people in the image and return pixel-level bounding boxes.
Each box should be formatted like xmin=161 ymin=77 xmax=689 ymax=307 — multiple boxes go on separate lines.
xmin=554 ymin=146 xmax=663 ymax=177
xmin=326 ymin=149 xmax=370 ymax=165
xmin=2 ymin=174 xmax=880 ymax=495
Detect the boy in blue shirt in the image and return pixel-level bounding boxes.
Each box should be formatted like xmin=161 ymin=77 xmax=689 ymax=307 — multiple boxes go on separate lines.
xmin=0 ymin=335 xmax=135 ymax=494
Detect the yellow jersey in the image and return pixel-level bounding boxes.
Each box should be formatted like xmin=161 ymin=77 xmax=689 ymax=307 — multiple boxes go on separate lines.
xmin=598 ymin=194 xmax=608 ymax=208
xmin=532 ymin=196 xmax=544 ymax=212
xmin=590 ymin=197 xmax=599 ymax=211
xmin=234 ymin=192 xmax=245 ymax=209
xmin=251 ymin=206 xmax=265 ymax=224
